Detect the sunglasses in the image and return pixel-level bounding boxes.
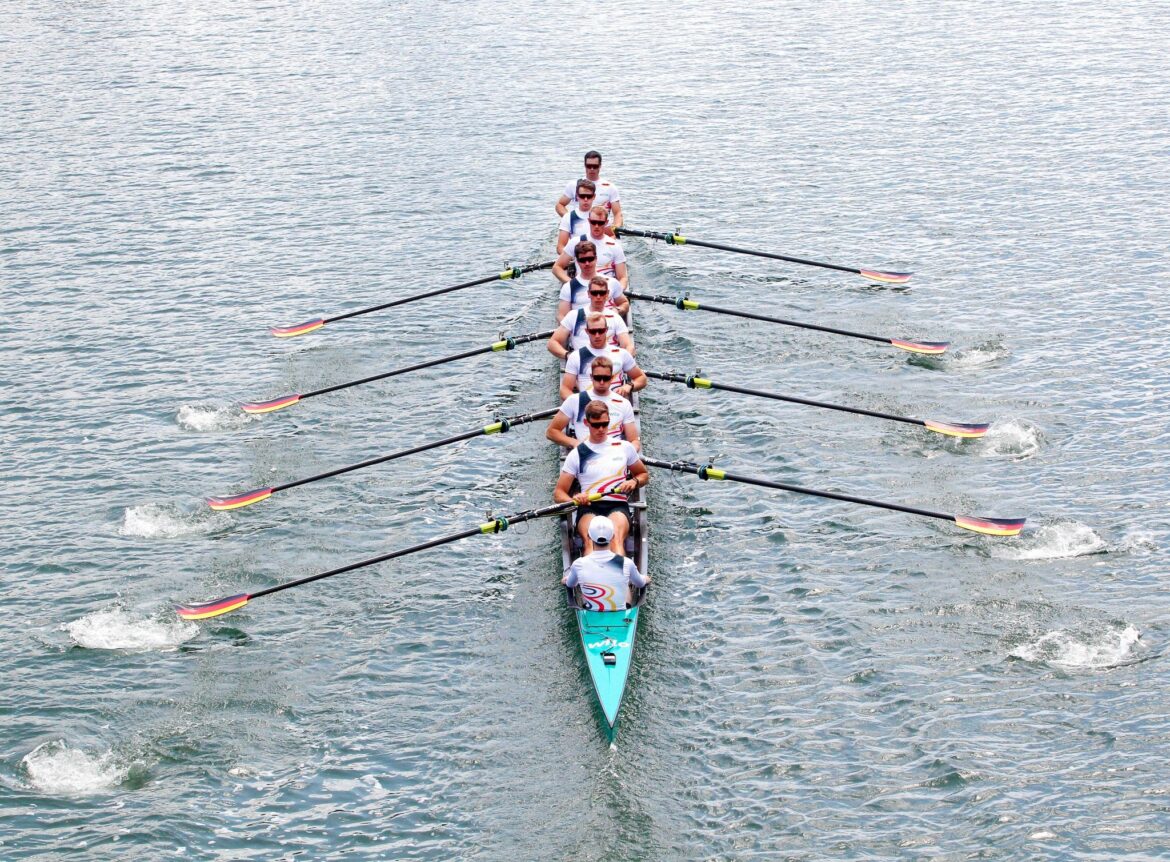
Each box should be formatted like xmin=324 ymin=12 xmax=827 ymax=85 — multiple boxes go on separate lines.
xmin=586 ymin=328 xmax=607 ymax=335
xmin=576 ymin=256 xmax=596 ymax=264
xmin=589 ymin=218 xmax=607 ymax=226
xmin=588 ymin=289 xmax=608 ymax=297
xmin=591 ymin=373 xmax=611 ymax=381
xmin=588 ymin=419 xmax=609 ymax=428
xmin=585 ymin=162 xmax=601 ymax=170
xmin=578 ymin=192 xmax=595 ymax=199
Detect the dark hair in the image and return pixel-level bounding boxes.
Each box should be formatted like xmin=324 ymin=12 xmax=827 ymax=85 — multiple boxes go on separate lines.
xmin=574 ymin=240 xmax=597 ymax=261
xmin=584 ymin=399 xmax=610 ymax=421
xmin=575 ymin=178 xmax=597 ymax=196
xmin=584 ymin=151 xmax=602 ymax=164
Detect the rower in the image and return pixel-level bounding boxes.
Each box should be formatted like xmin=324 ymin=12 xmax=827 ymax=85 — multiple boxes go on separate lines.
xmin=560 ymin=315 xmax=645 ymax=400
xmin=554 ymin=205 xmax=629 ymax=293
xmin=547 ymin=276 xmax=634 ymax=360
xmin=563 ymin=516 xmax=649 ymax=610
xmin=554 ymin=401 xmax=649 ymax=556
xmin=556 ymin=241 xmax=627 ymax=320
xmin=556 ymin=150 xmax=622 ymax=231
xmin=556 ymin=179 xmax=597 ymax=254
xmin=547 ymin=356 xmax=640 ymax=451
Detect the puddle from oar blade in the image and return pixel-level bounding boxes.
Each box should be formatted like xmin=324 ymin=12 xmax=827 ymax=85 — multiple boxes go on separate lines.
xmin=977 ymin=419 xmax=1044 ymax=459
xmin=1009 ymin=623 xmax=1140 ymax=669
xmin=176 ymin=403 xmax=257 ymax=431
xmin=944 ymin=339 xmax=1010 ymax=370
xmin=65 ymin=607 xmax=199 ymax=650
xmin=991 ymin=521 xmax=1106 ymax=560
xmin=119 ymin=501 xmax=229 ymax=538
xmin=21 ymin=740 xmax=133 ymax=795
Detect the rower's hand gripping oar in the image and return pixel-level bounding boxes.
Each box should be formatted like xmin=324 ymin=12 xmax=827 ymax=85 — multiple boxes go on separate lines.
xmin=642 ymin=458 xmax=1024 ymax=537
xmin=208 ymin=407 xmax=559 ymax=511
xmin=616 ymin=228 xmax=911 ymax=285
xmin=270 ymin=261 xmax=555 ymax=337
xmin=647 ymin=371 xmax=988 ymax=439
xmin=242 ymin=330 xmax=554 ymax=414
xmin=176 ymin=498 xmax=595 ymax=620
xmin=626 ymin=291 xmax=946 ymax=355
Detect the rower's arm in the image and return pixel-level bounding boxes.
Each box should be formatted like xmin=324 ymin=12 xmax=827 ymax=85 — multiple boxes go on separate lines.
xmin=627 ymin=364 xmax=647 ymax=393
xmin=547 ymin=327 xmax=571 ymax=360
xmin=613 ymin=292 xmax=630 ymax=317
xmin=614 ymin=260 xmax=629 ymax=292
xmin=551 ymin=252 xmax=573 ymax=284
xmin=556 ymin=298 xmax=571 ymax=321
xmin=556 ymin=194 xmax=571 ymax=217
xmin=556 ymin=229 xmax=571 ymax=255
xmin=559 ymin=370 xmax=577 ymax=401
xmin=546 ymin=412 xmax=576 ymax=449
xmin=622 ymin=421 xmax=641 ymax=452
xmin=609 ymin=201 xmax=623 ymax=230
xmin=554 ymin=471 xmax=576 ymax=504
xmin=617 ymin=330 xmax=635 ymax=355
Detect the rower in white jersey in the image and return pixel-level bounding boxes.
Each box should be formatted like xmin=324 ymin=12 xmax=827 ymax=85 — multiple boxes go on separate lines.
xmin=563 ymin=516 xmax=649 ymax=611
xmin=556 ymin=150 xmax=622 ymax=230
xmin=556 ymin=241 xmax=627 ymax=320
xmin=554 ymin=401 xmax=649 ymax=556
xmin=555 ymin=206 xmax=629 ymax=293
xmin=546 ymin=355 xmax=640 ymax=451
xmin=561 ymin=316 xmax=646 ymax=400
xmin=547 ymin=276 xmax=634 ymax=359
xmin=556 ymin=179 xmax=597 ymax=255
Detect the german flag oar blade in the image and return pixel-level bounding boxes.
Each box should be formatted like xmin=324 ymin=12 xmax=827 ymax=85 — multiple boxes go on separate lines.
xmin=859 ymin=269 xmax=913 ymax=284
xmin=890 ymin=338 xmax=949 ymax=355
xmin=270 ymin=319 xmax=325 ymax=338
xmin=176 ymin=593 xmax=251 ymax=621
xmin=922 ymin=420 xmax=991 ymax=439
xmin=241 ymin=394 xmax=301 ymax=415
xmin=954 ymin=515 xmax=1026 ymax=536
xmin=207 ymin=487 xmax=274 ymax=511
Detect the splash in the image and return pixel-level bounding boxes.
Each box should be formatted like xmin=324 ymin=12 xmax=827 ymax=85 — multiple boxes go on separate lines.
xmin=978 ymin=420 xmax=1043 ymax=459
xmin=992 ymin=522 xmax=1106 ymax=560
xmin=66 ymin=607 xmax=199 ymax=650
xmin=1010 ymin=623 xmax=1140 ymax=669
xmin=945 ymin=341 xmax=1009 ymax=370
xmin=176 ymin=403 xmax=256 ymax=432
xmin=21 ymin=740 xmax=130 ymax=795
xmin=119 ymin=502 xmax=227 ymax=538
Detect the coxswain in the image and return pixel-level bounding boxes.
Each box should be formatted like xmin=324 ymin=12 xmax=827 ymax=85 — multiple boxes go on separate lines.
xmin=554 ymin=400 xmax=649 ymax=556
xmin=560 ymin=315 xmax=645 ymax=400
xmin=547 ymin=276 xmax=634 ymax=359
xmin=556 ymin=151 xmax=622 ymax=230
xmin=555 ymin=241 xmax=627 ymax=320
xmin=554 ymin=205 xmax=629 ymax=293
xmin=556 ymin=179 xmax=597 ymax=254
xmin=562 ymin=516 xmax=650 ymax=610
xmin=546 ymin=355 xmax=640 ymax=451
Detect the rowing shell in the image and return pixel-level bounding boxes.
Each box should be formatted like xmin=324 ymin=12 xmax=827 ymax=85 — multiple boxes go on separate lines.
xmin=560 ymin=306 xmax=649 ymax=738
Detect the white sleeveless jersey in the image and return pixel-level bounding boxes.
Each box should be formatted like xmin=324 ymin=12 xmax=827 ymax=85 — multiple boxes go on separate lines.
xmin=565 ymin=550 xmax=648 ymax=612
xmin=558 ymin=307 xmax=629 ymax=350
xmin=558 ymin=204 xmax=593 ymax=243
xmin=564 ymin=344 xmax=636 ymax=394
xmin=560 ymin=438 xmax=639 ymax=502
xmin=563 ymin=177 xmax=621 ymax=213
xmin=565 ymin=232 xmax=626 ymax=278
xmin=559 ymin=275 xmax=623 ymax=311
xmin=558 ymin=388 xmax=635 ymax=441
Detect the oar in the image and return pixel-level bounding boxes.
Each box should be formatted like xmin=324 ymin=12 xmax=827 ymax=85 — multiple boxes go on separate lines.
xmin=642 ymin=458 xmax=1024 ymax=536
xmin=177 ymin=499 xmax=583 ymax=620
xmin=646 ymin=371 xmax=988 ymax=439
xmin=270 ymin=261 xmax=555 ymax=337
xmin=616 ymin=227 xmax=911 ymax=285
xmin=627 ymin=290 xmax=946 ymax=355
xmin=209 ymin=407 xmax=558 ymax=511
xmin=242 ymin=330 xmax=554 ymax=414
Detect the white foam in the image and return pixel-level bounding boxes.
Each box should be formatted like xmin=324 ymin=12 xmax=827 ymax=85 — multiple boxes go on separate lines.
xmin=176 ymin=404 xmax=255 ymax=432
xmin=66 ymin=608 xmax=199 ymax=651
xmin=1116 ymin=530 xmax=1160 ymax=553
xmin=992 ymin=522 xmax=1106 ymax=560
xmin=119 ymin=503 xmax=226 ymax=538
xmin=1010 ymin=624 xmax=1140 ymax=669
xmin=22 ymin=740 xmax=129 ymax=795
xmin=945 ymin=342 xmax=1009 ymax=369
xmin=977 ymin=420 xmax=1043 ymax=459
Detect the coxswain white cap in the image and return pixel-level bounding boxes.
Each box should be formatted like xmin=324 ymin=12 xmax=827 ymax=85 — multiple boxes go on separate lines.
xmin=588 ymin=516 xmax=615 ymax=546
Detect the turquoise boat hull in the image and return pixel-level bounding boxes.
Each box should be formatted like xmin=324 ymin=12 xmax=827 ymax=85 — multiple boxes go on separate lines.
xmin=575 ymin=605 xmax=641 ymax=731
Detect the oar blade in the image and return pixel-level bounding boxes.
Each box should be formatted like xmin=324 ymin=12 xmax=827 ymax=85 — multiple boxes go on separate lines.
xmin=923 ymin=420 xmax=991 ymax=439
xmin=176 ymin=593 xmax=251 ymax=621
xmin=954 ymin=515 xmax=1026 ymax=537
xmin=270 ymin=318 xmax=324 ymax=338
xmin=890 ymin=338 xmax=949 ymax=355
xmin=859 ymin=269 xmax=913 ymax=285
xmin=240 ymin=394 xmax=301 ymax=415
xmin=207 ymin=487 xmax=274 ymax=511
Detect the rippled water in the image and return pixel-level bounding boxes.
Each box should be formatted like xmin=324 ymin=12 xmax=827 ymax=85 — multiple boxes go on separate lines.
xmin=4 ymin=1 xmax=1169 ymax=859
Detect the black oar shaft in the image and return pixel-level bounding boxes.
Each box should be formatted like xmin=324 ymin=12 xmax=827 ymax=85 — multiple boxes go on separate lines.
xmin=324 ymin=261 xmax=554 ymax=324
xmin=642 ymin=458 xmax=952 ymax=523
xmin=302 ymin=330 xmax=554 ymax=401
xmin=626 ymin=291 xmax=889 ymax=345
xmin=617 ymin=228 xmax=860 ymax=276
xmin=645 ymin=371 xmax=923 ymax=429
xmin=249 ymin=501 xmax=575 ymax=601
xmin=273 ymin=407 xmax=558 ymax=494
